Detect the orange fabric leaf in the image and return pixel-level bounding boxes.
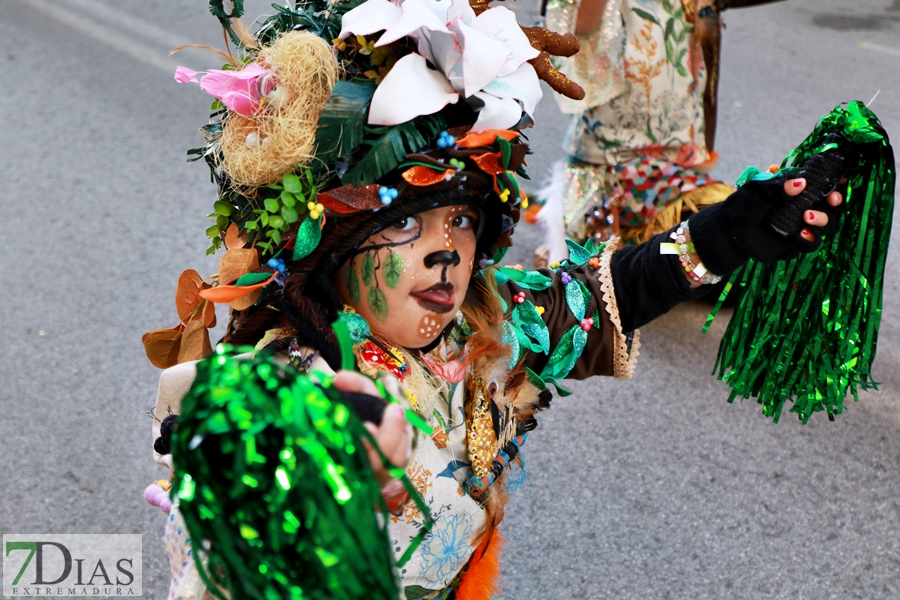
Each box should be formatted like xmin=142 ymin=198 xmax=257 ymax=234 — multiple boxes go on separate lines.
xmin=456 ymin=529 xmax=504 ymax=600
xmin=142 ymin=324 xmax=184 ymax=369
xmin=229 ymin=288 xmax=263 ymax=311
xmin=471 ymin=152 xmax=504 ymax=175
xmin=218 ymin=248 xmax=260 ymax=286
xmin=178 ymin=319 xmax=212 ymax=363
xmin=401 ymin=165 xmax=455 ymax=186
xmin=175 ymin=269 xmax=203 ymax=322
xmin=202 ymin=296 xmax=217 ymax=328
xmin=224 ymin=223 xmax=246 ymax=250
xmin=198 ymin=273 xmax=276 ymax=303
xmin=456 ymin=129 xmax=519 ymax=148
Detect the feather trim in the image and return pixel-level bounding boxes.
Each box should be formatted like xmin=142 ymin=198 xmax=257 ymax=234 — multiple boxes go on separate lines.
xmin=456 ymin=528 xmax=504 ymax=600
xmin=597 ymin=237 xmax=640 ymax=378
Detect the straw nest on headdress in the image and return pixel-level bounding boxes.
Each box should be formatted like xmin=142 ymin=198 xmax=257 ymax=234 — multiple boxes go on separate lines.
xmin=217 ymin=31 xmax=337 ymax=187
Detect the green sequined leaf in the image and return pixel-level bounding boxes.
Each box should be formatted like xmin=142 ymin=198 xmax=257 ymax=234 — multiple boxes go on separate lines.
xmin=513 ymin=302 xmax=550 ymax=354
xmin=565 ymin=279 xmax=588 ymax=322
xmin=361 ymin=252 xmax=375 ymax=286
xmin=345 ymin=267 xmax=361 ymax=304
xmin=383 ymin=250 xmax=404 ymax=289
xmin=234 ymin=271 xmax=272 ymax=287
xmin=494 ymin=267 xmax=552 ymax=290
xmin=292 ymin=216 xmax=321 ymax=261
xmin=566 ymin=239 xmax=592 ymax=265
xmin=540 ymin=325 xmax=590 ymax=384
xmin=367 ymin=287 xmax=388 ymax=322
xmin=501 ymin=321 xmax=522 ymax=368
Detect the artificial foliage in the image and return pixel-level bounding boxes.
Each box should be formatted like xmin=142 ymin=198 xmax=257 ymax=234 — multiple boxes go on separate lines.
xmin=172 ymin=344 xmax=431 ymax=600
xmin=706 ymin=102 xmax=895 ymax=422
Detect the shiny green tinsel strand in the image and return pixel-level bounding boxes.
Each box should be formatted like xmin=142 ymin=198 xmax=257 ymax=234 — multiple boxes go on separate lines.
xmin=710 ymin=102 xmax=894 ymax=423
xmin=172 ymin=345 xmax=406 ymax=600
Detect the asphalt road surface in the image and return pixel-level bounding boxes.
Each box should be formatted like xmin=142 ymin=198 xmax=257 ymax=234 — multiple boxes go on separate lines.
xmin=1 ymin=0 xmax=899 ymax=598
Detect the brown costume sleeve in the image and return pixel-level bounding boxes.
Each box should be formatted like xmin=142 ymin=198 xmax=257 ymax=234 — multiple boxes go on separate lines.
xmin=490 ymin=240 xmax=634 ymax=381
xmin=489 ymin=231 xmax=712 ymax=383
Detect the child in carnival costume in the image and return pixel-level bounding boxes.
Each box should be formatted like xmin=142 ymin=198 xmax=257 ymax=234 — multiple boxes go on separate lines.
xmin=144 ymin=0 xmax=855 ymax=597
xmin=536 ymin=0 xmax=784 ymax=264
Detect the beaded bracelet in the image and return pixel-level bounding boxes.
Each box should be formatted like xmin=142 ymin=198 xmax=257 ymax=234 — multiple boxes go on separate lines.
xmin=660 ymin=221 xmax=722 ymax=285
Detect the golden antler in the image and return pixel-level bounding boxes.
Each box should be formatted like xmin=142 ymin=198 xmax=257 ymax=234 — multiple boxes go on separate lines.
xmin=521 ymin=27 xmax=585 ymax=101
xmin=468 ymin=0 xmax=585 ymax=100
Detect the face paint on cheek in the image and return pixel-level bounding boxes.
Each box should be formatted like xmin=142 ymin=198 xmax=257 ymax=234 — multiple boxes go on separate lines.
xmin=417 ymin=315 xmax=440 ymax=339
xmin=344 ymin=262 xmax=361 ymax=305
xmin=382 ymin=250 xmax=406 ymax=289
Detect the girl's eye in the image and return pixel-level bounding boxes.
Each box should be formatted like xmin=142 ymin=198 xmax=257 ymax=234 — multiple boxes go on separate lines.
xmin=453 ymin=214 xmax=477 ymax=229
xmin=392 ymin=217 xmax=418 ymax=232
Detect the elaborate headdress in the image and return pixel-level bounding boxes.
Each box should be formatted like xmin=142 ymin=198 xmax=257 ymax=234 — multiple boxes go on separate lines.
xmin=143 ymin=0 xmax=585 ymax=369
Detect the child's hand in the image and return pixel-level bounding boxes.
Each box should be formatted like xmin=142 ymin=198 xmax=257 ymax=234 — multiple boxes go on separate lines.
xmin=782 ymin=176 xmax=846 ymax=243
xmin=332 ymin=371 xmax=412 ymax=488
xmin=687 ymin=147 xmax=852 ymax=276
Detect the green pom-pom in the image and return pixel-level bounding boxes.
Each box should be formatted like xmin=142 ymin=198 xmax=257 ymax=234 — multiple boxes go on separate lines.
xmin=172 ymin=346 xmax=401 ymax=599
xmin=711 ymin=101 xmax=894 ymax=423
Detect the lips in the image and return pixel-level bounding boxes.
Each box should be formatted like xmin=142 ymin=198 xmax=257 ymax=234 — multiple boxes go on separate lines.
xmin=411 ymin=282 xmax=455 ymax=314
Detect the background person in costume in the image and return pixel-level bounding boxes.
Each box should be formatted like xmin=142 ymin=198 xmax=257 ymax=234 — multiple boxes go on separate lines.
xmin=139 ymin=1 xmax=876 ymax=599
xmin=535 ymin=0 xmax=785 ymax=265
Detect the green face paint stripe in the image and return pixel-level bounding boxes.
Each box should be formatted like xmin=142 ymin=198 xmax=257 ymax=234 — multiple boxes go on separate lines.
xmin=382 ymin=250 xmax=405 ymax=289
xmin=367 ymin=287 xmax=389 ymax=322
xmin=361 ymin=252 xmax=375 ymax=287
xmin=345 ymin=264 xmax=361 ymax=304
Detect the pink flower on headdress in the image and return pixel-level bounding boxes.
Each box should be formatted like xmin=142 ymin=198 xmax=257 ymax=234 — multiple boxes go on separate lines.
xmin=174 ymin=63 xmax=276 ymax=116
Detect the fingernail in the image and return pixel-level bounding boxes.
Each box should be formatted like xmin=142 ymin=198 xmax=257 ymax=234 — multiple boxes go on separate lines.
xmin=807 ymin=211 xmax=816 ymax=221
xmin=801 ymin=228 xmax=811 ymax=237
xmin=394 ymin=405 xmax=406 ymax=419
xmin=792 ymin=179 xmax=803 ymax=188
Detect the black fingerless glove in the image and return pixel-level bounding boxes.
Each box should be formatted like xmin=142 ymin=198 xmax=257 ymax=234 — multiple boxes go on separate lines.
xmin=688 ymin=145 xmax=846 ymax=276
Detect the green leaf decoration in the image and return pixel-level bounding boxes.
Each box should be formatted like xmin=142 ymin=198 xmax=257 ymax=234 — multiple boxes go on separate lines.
xmin=494 ymin=267 xmax=552 ymax=290
xmin=367 ymin=287 xmax=389 ymax=322
xmin=511 ymin=323 xmax=543 ymax=354
xmin=208 ymin=0 xmax=245 ymax=47
xmin=565 ymin=238 xmax=593 ymax=265
xmin=281 ymin=191 xmax=297 ymax=208
xmin=383 ymin=250 xmax=404 ymax=289
xmin=361 ymin=253 xmax=374 ymax=287
xmin=565 ymin=279 xmax=589 ymax=322
xmin=343 ymin=114 xmax=447 ymax=187
xmin=497 ymin=136 xmax=512 ymax=168
xmin=282 ymin=173 xmax=302 ymax=194
xmin=234 ymin=272 xmax=272 ymax=287
xmin=540 ymin=325 xmax=589 ymax=384
xmin=632 ymin=6 xmax=660 ymax=26
xmin=345 ymin=267 xmax=361 ymax=304
xmin=513 ymin=302 xmax=550 ymax=354
xmin=315 ymin=80 xmax=376 ymax=166
xmin=525 ymin=367 xmax=546 ymax=390
xmin=292 ymin=217 xmax=321 ymax=261
xmin=501 ymin=321 xmax=522 ymax=368
xmin=281 ymin=206 xmax=299 ymax=224
xmin=214 ymin=201 xmax=233 ymax=216
xmin=264 ymin=197 xmax=280 ymax=213
xmin=491 ymin=246 xmax=509 ymax=265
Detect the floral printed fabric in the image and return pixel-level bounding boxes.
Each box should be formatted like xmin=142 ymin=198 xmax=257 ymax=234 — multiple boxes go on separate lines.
xmin=381 ymin=318 xmax=488 ymax=595
xmin=563 ymin=0 xmax=710 ymax=167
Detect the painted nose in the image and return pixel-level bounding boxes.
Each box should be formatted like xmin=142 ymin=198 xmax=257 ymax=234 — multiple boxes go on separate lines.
xmin=424 ymin=250 xmax=461 ymax=268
